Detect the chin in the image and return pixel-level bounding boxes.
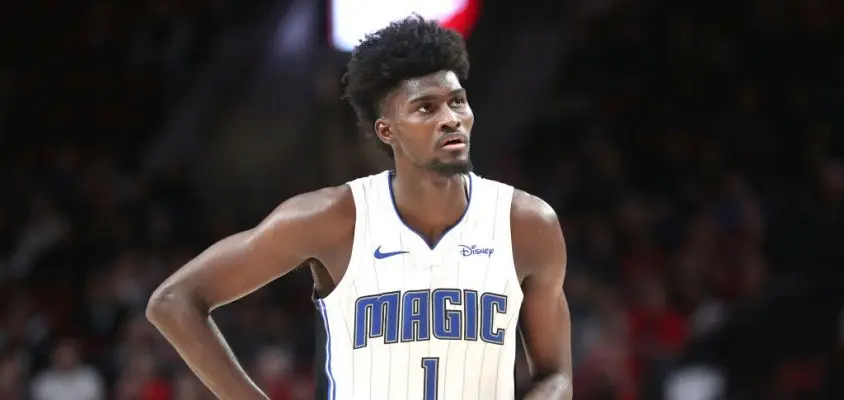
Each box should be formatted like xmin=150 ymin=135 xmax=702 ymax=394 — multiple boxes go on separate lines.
xmin=427 ymin=159 xmax=473 ymax=177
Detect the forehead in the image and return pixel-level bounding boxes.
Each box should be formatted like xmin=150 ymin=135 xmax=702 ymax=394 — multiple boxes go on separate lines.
xmin=393 ymin=70 xmax=463 ymax=102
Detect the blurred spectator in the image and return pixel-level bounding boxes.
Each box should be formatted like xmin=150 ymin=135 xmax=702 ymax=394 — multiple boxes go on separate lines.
xmin=253 ymin=346 xmax=295 ymax=400
xmin=664 ymin=365 xmax=725 ymax=400
xmin=30 ymin=340 xmax=104 ymax=400
xmin=0 ymin=347 xmax=29 ymax=399
xmin=171 ymin=369 xmax=211 ymax=400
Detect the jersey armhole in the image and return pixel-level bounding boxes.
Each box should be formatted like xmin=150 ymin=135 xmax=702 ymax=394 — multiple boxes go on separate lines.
xmin=314 ymin=178 xmax=368 ymax=303
xmin=499 ymin=185 xmax=524 ymax=299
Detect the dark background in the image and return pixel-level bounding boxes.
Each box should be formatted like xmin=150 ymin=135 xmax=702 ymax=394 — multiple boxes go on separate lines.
xmin=1 ymin=0 xmax=842 ymax=399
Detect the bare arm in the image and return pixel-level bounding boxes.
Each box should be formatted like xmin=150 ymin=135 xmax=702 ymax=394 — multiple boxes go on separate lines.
xmin=146 ymin=186 xmax=354 ymax=400
xmin=512 ymin=191 xmax=573 ymax=400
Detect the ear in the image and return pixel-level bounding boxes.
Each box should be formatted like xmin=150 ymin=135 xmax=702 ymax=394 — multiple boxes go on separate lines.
xmin=374 ymin=118 xmax=393 ymax=146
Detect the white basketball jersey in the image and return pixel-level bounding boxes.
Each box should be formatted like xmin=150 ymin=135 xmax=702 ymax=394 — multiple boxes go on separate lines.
xmin=314 ymin=170 xmax=524 ymax=400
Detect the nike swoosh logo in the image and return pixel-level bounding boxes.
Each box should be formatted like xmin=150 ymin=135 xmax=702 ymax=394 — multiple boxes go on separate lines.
xmin=373 ymin=245 xmax=409 ymax=259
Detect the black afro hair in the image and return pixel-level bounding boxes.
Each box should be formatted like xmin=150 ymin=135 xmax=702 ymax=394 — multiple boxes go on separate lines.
xmin=341 ymin=15 xmax=470 ymax=158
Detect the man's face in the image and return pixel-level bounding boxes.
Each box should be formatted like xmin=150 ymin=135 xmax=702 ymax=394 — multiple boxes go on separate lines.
xmin=376 ymin=70 xmax=474 ymax=176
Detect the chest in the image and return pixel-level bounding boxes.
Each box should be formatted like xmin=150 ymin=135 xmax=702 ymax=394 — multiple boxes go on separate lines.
xmin=343 ymin=242 xmax=523 ymax=349
xmin=361 ymin=225 xmax=509 ymax=283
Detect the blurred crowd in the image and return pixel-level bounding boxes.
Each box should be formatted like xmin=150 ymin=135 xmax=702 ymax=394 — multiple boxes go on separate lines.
xmin=514 ymin=1 xmax=844 ymax=399
xmin=1 ymin=1 xmax=843 ymax=400
xmin=0 ymin=1 xmax=308 ymax=400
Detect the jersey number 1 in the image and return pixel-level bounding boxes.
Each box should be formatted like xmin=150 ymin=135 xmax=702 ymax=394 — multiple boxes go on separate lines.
xmin=421 ymin=358 xmax=439 ymax=400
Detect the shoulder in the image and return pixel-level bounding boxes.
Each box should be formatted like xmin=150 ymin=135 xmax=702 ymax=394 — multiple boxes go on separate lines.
xmin=509 ymin=189 xmax=565 ymax=276
xmin=474 ymin=174 xmax=555 ymax=223
xmin=253 ymin=184 xmax=355 ymax=253
xmin=510 ymin=189 xmax=560 ymax=232
xmin=272 ymin=184 xmax=355 ymax=221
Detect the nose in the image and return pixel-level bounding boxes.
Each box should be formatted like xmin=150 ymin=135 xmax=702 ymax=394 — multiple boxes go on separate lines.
xmin=437 ymin=107 xmax=461 ymax=132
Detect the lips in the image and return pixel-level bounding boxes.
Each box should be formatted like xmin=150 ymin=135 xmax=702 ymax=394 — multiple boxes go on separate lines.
xmin=438 ymin=133 xmax=469 ymax=150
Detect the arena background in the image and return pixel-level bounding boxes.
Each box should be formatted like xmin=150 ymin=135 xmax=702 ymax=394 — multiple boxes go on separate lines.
xmin=1 ymin=0 xmax=843 ymax=399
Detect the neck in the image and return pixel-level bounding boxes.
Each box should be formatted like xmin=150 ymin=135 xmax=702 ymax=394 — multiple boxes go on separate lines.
xmin=391 ymin=164 xmax=469 ymax=241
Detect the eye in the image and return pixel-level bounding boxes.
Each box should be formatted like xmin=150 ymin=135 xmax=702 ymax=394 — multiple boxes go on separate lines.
xmin=449 ymin=97 xmax=467 ymax=107
xmin=417 ymin=103 xmax=434 ymax=114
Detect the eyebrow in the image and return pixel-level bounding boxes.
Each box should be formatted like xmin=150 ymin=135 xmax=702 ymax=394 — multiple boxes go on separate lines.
xmin=407 ymin=88 xmax=466 ymax=104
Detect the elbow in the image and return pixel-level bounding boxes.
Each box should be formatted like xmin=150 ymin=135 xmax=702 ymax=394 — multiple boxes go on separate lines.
xmin=146 ymin=283 xmax=203 ymax=327
xmin=552 ymin=372 xmax=573 ymax=400
xmin=539 ymin=373 xmax=572 ymax=400
xmin=525 ymin=372 xmax=573 ymax=400
xmin=145 ymin=285 xmax=174 ymax=326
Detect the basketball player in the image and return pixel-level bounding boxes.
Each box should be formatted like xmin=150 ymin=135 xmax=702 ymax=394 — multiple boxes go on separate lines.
xmin=147 ymin=16 xmax=572 ymax=400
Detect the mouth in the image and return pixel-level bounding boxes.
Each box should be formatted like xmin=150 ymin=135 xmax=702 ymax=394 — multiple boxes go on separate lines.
xmin=438 ymin=133 xmax=468 ymax=151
